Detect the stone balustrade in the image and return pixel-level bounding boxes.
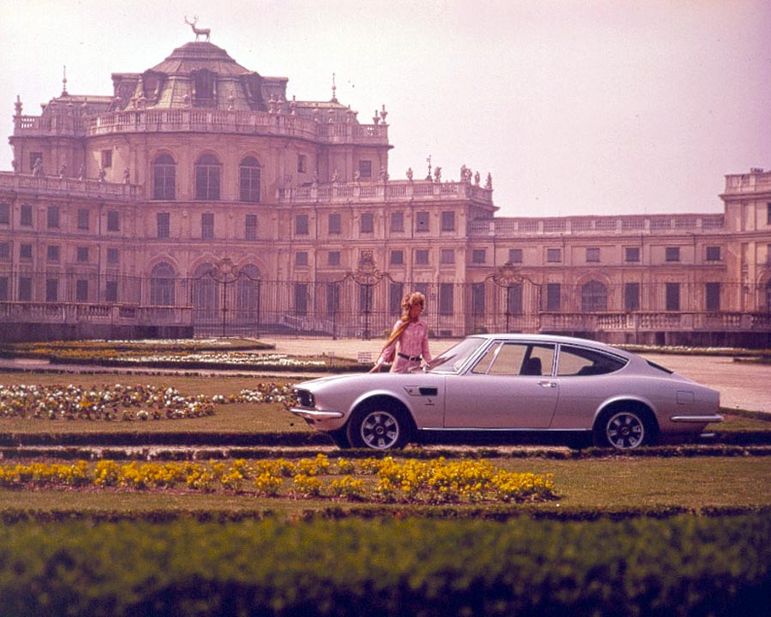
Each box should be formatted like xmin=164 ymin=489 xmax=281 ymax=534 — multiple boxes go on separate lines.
xmin=469 ymin=213 xmax=725 ymax=236
xmin=277 ymin=180 xmax=493 ymax=204
xmin=15 ymin=109 xmax=389 ymax=145
xmin=0 ymin=172 xmax=141 ymax=200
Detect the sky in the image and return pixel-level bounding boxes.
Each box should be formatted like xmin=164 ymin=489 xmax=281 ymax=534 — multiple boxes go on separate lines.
xmin=1 ymin=0 xmax=769 ymax=217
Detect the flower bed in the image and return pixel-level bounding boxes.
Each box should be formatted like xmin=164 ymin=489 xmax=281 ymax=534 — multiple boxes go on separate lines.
xmin=0 ymin=382 xmax=297 ymax=422
xmin=0 ymin=455 xmax=558 ymax=504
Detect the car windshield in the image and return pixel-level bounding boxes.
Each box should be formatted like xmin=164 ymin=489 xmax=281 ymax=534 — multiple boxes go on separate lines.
xmin=428 ymin=337 xmax=487 ymax=374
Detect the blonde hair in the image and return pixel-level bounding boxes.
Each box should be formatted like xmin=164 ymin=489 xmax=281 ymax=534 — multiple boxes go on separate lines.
xmin=400 ymin=291 xmax=426 ymax=319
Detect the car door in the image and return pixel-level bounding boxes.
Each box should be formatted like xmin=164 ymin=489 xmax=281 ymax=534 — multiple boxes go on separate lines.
xmin=443 ymin=341 xmax=559 ymax=429
xmin=548 ymin=344 xmax=630 ymax=429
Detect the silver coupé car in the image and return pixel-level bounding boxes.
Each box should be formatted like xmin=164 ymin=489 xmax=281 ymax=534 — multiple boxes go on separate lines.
xmin=289 ymin=334 xmax=722 ymax=450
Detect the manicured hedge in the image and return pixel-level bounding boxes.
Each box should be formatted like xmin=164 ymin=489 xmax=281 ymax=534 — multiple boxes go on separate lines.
xmin=0 ymin=514 xmax=768 ymax=616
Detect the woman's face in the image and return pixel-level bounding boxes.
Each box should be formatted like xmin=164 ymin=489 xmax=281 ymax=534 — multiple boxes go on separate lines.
xmin=409 ymin=302 xmax=423 ymax=320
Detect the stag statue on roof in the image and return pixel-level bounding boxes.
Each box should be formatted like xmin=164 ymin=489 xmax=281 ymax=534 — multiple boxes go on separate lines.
xmin=184 ymin=16 xmax=210 ymax=41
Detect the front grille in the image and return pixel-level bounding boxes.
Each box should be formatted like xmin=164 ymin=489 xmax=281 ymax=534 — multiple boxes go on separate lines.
xmin=295 ymin=389 xmax=315 ymax=408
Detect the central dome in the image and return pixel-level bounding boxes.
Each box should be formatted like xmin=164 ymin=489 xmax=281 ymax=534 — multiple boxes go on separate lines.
xmin=150 ymin=41 xmax=253 ymax=77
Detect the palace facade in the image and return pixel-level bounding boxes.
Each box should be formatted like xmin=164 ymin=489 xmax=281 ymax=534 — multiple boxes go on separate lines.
xmin=1 ymin=36 xmax=770 ymax=345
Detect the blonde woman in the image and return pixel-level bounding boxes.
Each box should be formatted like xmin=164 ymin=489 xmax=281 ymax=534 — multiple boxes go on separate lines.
xmin=372 ymin=291 xmax=432 ymax=373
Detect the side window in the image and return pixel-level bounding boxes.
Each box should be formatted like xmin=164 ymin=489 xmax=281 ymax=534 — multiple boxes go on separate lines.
xmin=471 ymin=343 xmax=554 ymax=376
xmin=557 ymin=345 xmax=627 ymax=376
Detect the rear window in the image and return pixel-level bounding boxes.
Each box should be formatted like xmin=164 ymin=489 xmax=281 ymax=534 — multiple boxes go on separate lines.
xmin=557 ymin=345 xmax=628 ymax=376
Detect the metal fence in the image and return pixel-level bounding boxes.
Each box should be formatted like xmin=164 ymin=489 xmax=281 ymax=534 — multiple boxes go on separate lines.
xmin=1 ymin=269 xmax=770 ymax=341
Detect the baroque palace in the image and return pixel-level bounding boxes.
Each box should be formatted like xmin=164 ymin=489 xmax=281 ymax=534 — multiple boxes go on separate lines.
xmin=1 ymin=33 xmax=770 ymax=345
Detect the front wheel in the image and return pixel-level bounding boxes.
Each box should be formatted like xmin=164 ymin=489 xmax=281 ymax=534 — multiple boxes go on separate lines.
xmin=594 ymin=409 xmax=654 ymax=450
xmin=347 ymin=402 xmax=412 ymax=450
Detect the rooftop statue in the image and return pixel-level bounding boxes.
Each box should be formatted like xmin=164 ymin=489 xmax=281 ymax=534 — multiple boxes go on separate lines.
xmin=184 ymin=16 xmax=210 ymax=42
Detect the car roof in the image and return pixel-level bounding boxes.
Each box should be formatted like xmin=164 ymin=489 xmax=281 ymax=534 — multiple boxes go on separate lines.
xmin=467 ymin=333 xmax=633 ymax=358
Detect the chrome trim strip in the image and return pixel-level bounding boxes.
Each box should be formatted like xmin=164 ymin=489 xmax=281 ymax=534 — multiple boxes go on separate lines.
xmin=289 ymin=407 xmax=344 ymax=420
xmin=670 ymin=415 xmax=723 ymax=423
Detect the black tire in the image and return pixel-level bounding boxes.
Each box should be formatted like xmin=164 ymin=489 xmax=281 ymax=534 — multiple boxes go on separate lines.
xmin=593 ymin=407 xmax=655 ymax=450
xmin=326 ymin=427 xmax=352 ymax=449
xmin=347 ymin=400 xmax=412 ymax=450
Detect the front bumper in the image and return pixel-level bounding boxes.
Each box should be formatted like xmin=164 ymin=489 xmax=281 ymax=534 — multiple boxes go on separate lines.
xmin=289 ymin=407 xmax=344 ymax=421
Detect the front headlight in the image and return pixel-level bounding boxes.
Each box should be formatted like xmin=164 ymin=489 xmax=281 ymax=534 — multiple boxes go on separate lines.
xmin=294 ymin=389 xmax=315 ymax=408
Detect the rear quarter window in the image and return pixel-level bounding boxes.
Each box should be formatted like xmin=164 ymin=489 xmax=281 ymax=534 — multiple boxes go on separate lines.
xmin=557 ymin=345 xmax=628 ymax=376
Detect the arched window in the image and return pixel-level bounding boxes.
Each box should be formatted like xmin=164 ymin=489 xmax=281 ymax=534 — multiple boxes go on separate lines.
xmin=195 ymin=154 xmax=221 ymax=200
xmin=192 ymin=263 xmax=218 ymax=321
xmin=152 ymin=154 xmax=176 ymax=200
xmin=236 ymin=265 xmax=261 ymax=322
xmin=581 ymin=280 xmax=608 ymax=312
xmin=150 ymin=262 xmax=176 ymax=306
xmin=239 ymin=157 xmax=261 ymax=202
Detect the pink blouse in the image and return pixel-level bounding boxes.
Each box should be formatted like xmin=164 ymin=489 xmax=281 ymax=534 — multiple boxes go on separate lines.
xmin=378 ymin=319 xmax=432 ymax=373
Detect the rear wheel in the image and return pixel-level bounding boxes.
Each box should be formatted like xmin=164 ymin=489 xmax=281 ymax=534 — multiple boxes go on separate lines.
xmin=347 ymin=401 xmax=412 ymax=450
xmin=594 ymin=408 xmax=655 ymax=450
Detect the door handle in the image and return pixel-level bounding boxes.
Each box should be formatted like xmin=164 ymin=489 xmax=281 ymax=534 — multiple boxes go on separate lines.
xmin=538 ymin=381 xmax=557 ymax=388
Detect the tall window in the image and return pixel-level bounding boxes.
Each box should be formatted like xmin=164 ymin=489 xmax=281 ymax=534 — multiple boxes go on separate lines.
xmin=415 ymin=211 xmax=430 ymax=232
xmin=358 ymin=160 xmax=372 ymax=179
xmin=47 ymin=206 xmax=60 ymax=229
xmin=546 ymin=283 xmax=561 ymax=311
xmin=472 ymin=283 xmax=485 ymax=314
xmin=295 ymin=214 xmax=309 ymax=235
xmin=0 ymin=277 xmax=7 ymax=301
xmin=441 ymin=211 xmax=455 ymax=232
xmin=76 ymin=279 xmax=89 ymax=302
xmin=326 ymin=283 xmax=340 ymax=315
xmin=705 ymin=283 xmax=720 ymax=312
xmin=328 ymin=213 xmax=341 ymax=235
xmin=0 ymin=203 xmax=9 ymax=225
xmin=77 ymin=208 xmax=89 ymax=230
xmin=76 ymin=246 xmax=89 ymax=263
xmin=195 ymin=154 xmax=221 ymax=200
xmin=107 ymin=211 xmax=120 ymax=232
xmin=239 ymin=157 xmax=261 ymax=202
xmin=439 ymin=283 xmax=454 ymax=315
xmin=157 ymin=212 xmax=170 ymax=239
xmin=295 ymin=283 xmax=308 ymax=316
xmin=389 ymin=283 xmax=404 ymax=315
xmin=105 ymin=280 xmax=118 ymax=302
xmin=101 ymin=149 xmax=112 ymax=169
xmin=18 ymin=277 xmax=32 ymax=301
xmin=581 ymin=280 xmax=607 ymax=312
xmin=20 ymin=204 xmax=33 ymax=227
xmin=0 ymin=242 xmax=8 ymax=261
xmin=45 ymin=279 xmax=58 ymax=303
xmin=360 ymin=212 xmax=374 ymax=233
xmin=297 ymin=154 xmax=307 ymax=173
xmin=245 ymin=214 xmax=257 ymax=240
xmin=624 ymin=283 xmax=640 ymax=311
xmin=153 ymin=154 xmax=176 ymax=200
xmin=201 ymin=213 xmax=214 ymax=240
xmin=665 ymin=283 xmax=680 ymax=311
xmin=150 ymin=262 xmax=176 ymax=306
xmin=506 ymin=283 xmax=523 ymax=315
xmin=390 ymin=212 xmax=404 ymax=232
